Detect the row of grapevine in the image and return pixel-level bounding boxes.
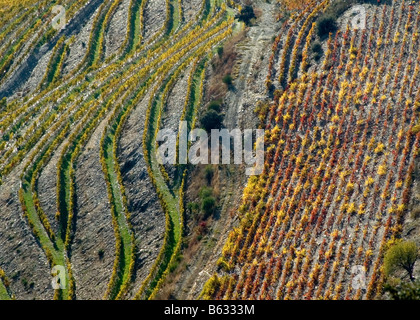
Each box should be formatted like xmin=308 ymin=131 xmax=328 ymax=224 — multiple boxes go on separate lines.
xmin=204 ymin=0 xmax=420 ymax=300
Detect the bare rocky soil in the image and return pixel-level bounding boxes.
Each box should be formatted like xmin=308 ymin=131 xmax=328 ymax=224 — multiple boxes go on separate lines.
xmin=118 ymin=91 xmax=166 ymax=299
xmin=143 ymin=0 xmax=167 ymax=42
xmin=104 ymin=0 xmax=130 ymax=59
xmin=71 ymin=115 xmax=116 ymax=300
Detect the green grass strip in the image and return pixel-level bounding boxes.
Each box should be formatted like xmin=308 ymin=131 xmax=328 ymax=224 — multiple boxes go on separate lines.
xmin=102 ymin=123 xmax=134 ymax=300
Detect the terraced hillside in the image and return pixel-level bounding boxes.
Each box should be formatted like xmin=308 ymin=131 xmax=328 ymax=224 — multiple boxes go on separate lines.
xmin=0 ymin=0 xmax=238 ymax=300
xmin=0 ymin=0 xmax=419 ymax=301
xmin=201 ymin=0 xmax=420 ymax=300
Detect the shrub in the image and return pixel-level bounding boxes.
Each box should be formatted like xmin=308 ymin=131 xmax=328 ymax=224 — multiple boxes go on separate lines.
xmin=384 ymin=280 xmax=420 ymax=300
xmin=217 ymin=46 xmax=224 ymax=57
xmin=0 ymin=97 xmax=6 ymax=110
xmin=200 ymin=187 xmax=213 ymax=199
xmin=217 ymin=257 xmax=232 ymax=272
xmin=208 ymin=100 xmax=222 ymax=112
xmin=200 ymin=109 xmax=224 ymax=132
xmin=254 ymin=101 xmax=269 ymax=126
xmin=317 ymin=15 xmax=337 ymax=38
xmin=236 ymin=5 xmax=256 ymax=26
xmin=311 ymin=41 xmax=323 ymax=54
xmin=187 ymin=202 xmax=200 ymax=214
xmin=384 ymin=241 xmax=419 ymax=282
xmin=202 ymin=196 xmax=216 ymax=217
xmin=222 ymin=74 xmax=233 ymax=88
xmin=200 ymin=274 xmax=221 ymax=299
xmin=325 ymin=0 xmax=352 ymax=18
xmin=205 ymin=165 xmax=214 ymax=185
xmin=199 ymin=187 xmax=216 ymax=217
xmin=198 ymin=221 xmax=208 ymax=236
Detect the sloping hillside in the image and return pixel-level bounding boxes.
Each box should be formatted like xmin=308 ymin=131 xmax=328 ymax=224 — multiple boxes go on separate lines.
xmin=0 ymin=0 xmax=418 ymax=301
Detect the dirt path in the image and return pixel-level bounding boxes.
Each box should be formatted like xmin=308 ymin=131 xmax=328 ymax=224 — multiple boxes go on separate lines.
xmin=224 ymin=0 xmax=278 ymax=130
